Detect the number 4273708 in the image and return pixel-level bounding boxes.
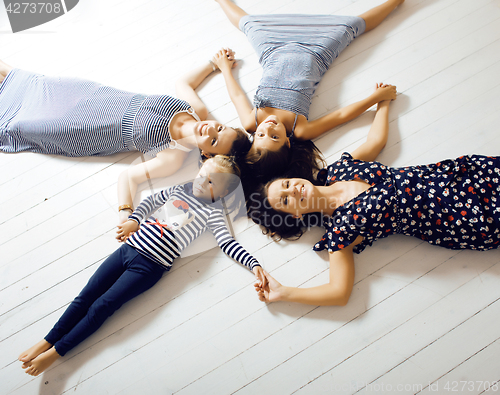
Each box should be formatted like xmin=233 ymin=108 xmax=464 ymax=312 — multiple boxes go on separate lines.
xmin=6 ymin=3 xmax=63 ymax=14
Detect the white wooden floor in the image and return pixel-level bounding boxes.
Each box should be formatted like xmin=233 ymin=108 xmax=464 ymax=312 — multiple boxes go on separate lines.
xmin=1 ymin=0 xmax=500 ymax=394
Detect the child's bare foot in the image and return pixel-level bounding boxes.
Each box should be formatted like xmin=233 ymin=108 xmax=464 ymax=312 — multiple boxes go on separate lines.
xmin=0 ymin=60 xmax=13 ymax=83
xmin=23 ymin=347 xmax=60 ymax=376
xmin=19 ymin=339 xmax=52 ymax=365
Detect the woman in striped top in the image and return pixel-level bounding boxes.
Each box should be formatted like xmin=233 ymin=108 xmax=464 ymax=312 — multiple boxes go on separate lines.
xmin=213 ymin=0 xmax=403 ymax=183
xmin=0 ymin=54 xmax=251 ymax=223
xmin=18 ymin=155 xmax=264 ymax=376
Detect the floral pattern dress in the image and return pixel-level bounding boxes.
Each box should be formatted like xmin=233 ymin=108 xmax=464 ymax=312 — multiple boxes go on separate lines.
xmin=313 ymin=153 xmax=500 ymax=254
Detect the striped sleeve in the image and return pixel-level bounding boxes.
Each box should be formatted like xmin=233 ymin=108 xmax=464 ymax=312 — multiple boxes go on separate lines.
xmin=207 ymin=210 xmax=260 ymax=270
xmin=128 ymin=187 xmax=174 ymax=224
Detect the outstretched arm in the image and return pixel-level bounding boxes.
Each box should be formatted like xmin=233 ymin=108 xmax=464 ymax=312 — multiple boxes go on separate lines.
xmin=256 ymin=237 xmax=362 ymax=306
xmin=117 ymin=149 xmax=188 ymax=224
xmin=212 ymin=49 xmax=256 ymax=132
xmin=351 ymin=99 xmax=391 ymax=162
xmin=294 ymin=83 xmax=396 ymax=140
xmin=209 ymin=208 xmax=266 ymax=286
xmin=175 ymin=60 xmax=218 ymax=121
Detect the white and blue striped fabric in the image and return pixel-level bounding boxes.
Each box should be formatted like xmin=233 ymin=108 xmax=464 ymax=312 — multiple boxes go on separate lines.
xmin=0 ymin=69 xmax=191 ymax=156
xmin=126 ymin=184 xmax=260 ymax=271
xmin=240 ymin=14 xmax=366 ymax=119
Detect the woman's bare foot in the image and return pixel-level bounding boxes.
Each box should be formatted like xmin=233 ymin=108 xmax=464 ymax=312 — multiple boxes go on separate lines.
xmin=19 ymin=339 xmax=53 ymax=366
xmin=0 ymin=60 xmax=13 ymax=84
xmin=23 ymin=347 xmax=60 ymax=376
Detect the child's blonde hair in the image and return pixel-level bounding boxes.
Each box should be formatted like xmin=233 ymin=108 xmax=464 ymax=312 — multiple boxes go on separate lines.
xmin=204 ymin=155 xmax=244 ymax=217
xmin=207 ymin=155 xmax=241 ymax=195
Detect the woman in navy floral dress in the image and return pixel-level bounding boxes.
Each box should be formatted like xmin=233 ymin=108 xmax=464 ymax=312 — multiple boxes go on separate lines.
xmin=249 ymin=98 xmax=499 ymax=306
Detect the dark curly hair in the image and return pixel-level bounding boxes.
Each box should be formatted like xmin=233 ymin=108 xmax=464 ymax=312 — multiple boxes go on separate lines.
xmin=246 ymin=178 xmax=324 ymax=241
xmin=229 ymin=128 xmax=252 ymax=158
xmin=200 ymin=127 xmax=252 ymax=161
xmin=241 ymin=138 xmax=326 ymax=202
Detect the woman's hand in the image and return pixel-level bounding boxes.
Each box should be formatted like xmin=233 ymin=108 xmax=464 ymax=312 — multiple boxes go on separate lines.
xmin=212 ymin=48 xmax=236 ymax=74
xmin=254 ymin=270 xmax=284 ymax=303
xmin=371 ymin=83 xmax=397 ymax=102
xmin=116 ymin=220 xmax=139 ymax=242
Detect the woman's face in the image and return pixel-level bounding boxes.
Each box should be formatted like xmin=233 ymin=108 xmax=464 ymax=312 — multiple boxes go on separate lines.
xmin=194 ymin=121 xmax=238 ymax=156
xmin=193 ymin=159 xmax=230 ymax=202
xmin=267 ymin=178 xmax=316 ymax=218
xmin=253 ymin=115 xmax=289 ymax=152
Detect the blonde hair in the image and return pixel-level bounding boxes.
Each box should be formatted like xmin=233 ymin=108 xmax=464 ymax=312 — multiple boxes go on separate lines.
xmin=209 ymin=155 xmax=241 ymax=177
xmin=204 ymin=155 xmax=242 ymax=198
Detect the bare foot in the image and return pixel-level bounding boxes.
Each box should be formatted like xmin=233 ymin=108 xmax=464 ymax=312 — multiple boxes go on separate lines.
xmin=19 ymin=339 xmax=53 ymax=365
xmin=0 ymin=60 xmax=13 ymax=84
xmin=23 ymin=347 xmax=60 ymax=376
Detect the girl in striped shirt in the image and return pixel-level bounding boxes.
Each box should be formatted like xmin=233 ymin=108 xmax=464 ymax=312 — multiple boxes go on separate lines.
xmin=18 ymin=155 xmax=264 ymax=376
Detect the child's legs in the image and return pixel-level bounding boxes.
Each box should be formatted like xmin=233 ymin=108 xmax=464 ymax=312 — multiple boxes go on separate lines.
xmin=44 ymin=245 xmax=130 ymax=347
xmin=46 ymin=245 xmax=165 ymax=356
xmin=358 ymin=0 xmax=404 ymax=33
xmin=215 ymin=0 xmax=248 ymax=30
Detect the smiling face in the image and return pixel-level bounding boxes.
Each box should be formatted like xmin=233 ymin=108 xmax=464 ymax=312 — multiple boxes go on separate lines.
xmin=192 ymin=159 xmax=231 ymax=202
xmin=194 ymin=121 xmax=238 ymax=156
xmin=253 ymin=115 xmax=289 ymax=152
xmin=267 ymin=178 xmax=317 ymax=218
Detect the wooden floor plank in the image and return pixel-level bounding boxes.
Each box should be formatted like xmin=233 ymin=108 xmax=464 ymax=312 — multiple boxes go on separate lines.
xmin=1 ymin=0 xmax=499 ymax=393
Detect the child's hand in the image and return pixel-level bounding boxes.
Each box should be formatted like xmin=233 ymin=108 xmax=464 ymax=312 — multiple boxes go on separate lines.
xmin=252 ymin=265 xmax=267 ymax=288
xmin=116 ymin=220 xmax=139 ymax=242
xmin=372 ymin=83 xmax=397 ymax=102
xmin=254 ymin=270 xmax=283 ymax=303
xmin=211 ymin=48 xmax=236 ymax=73
xmin=118 ymin=209 xmax=133 ymax=225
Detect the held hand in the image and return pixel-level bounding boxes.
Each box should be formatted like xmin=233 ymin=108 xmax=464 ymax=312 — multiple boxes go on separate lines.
xmin=254 ymin=270 xmax=283 ymax=303
xmin=116 ymin=220 xmax=139 ymax=242
xmin=252 ymin=266 xmax=267 ymax=289
xmin=223 ymin=47 xmax=235 ymax=61
xmin=118 ymin=209 xmax=132 ymax=225
xmin=212 ymin=48 xmax=236 ymax=73
xmin=372 ymin=83 xmax=397 ymax=102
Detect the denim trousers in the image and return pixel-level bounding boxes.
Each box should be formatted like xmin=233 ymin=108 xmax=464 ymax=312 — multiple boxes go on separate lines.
xmin=45 ymin=244 xmax=166 ymax=356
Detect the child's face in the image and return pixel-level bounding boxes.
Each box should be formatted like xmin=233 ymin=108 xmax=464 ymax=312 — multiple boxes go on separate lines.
xmin=193 ymin=160 xmax=231 ymax=202
xmin=253 ymin=115 xmax=289 ymax=152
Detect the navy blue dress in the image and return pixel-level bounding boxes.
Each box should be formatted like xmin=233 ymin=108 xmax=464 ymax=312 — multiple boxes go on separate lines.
xmin=313 ymin=153 xmax=500 ymax=253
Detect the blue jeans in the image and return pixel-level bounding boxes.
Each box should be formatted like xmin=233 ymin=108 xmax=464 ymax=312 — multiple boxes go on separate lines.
xmin=45 ymin=244 xmax=166 ymax=356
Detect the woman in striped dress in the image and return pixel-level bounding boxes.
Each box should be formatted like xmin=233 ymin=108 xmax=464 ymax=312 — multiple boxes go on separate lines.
xmin=0 ymin=54 xmax=251 ymax=223
xmin=213 ymin=0 xmax=403 ymax=182
xmin=18 ymin=155 xmax=265 ymax=376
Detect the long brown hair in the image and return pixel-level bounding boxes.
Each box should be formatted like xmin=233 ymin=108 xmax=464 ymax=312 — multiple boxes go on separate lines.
xmin=247 ymin=178 xmax=324 ymax=241
xmin=241 ymin=138 xmax=326 ymax=203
